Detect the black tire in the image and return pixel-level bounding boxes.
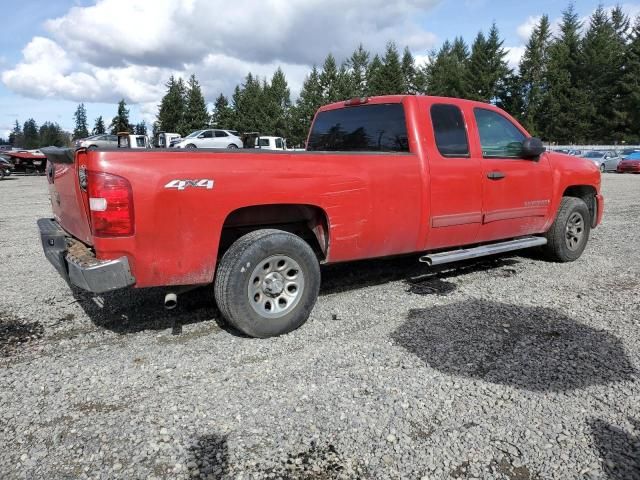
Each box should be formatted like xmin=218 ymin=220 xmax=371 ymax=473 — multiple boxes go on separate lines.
xmin=0 ymin=169 xmax=5 ymax=180
xmin=214 ymin=229 xmax=320 ymax=338
xmin=543 ymin=197 xmax=591 ymax=262
xmin=186 ymin=144 xmax=197 ymax=149
xmin=600 ymin=163 xmax=605 ymax=173
xmin=227 ymin=144 xmax=238 ymax=149
xmin=88 ymin=145 xmax=97 ymax=150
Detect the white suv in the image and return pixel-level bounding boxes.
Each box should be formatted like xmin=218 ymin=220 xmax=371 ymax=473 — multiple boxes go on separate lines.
xmin=175 ymin=129 xmax=243 ymax=149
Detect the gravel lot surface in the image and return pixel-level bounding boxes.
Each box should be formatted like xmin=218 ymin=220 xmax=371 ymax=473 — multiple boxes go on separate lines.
xmin=1 ymin=174 xmax=639 ymax=480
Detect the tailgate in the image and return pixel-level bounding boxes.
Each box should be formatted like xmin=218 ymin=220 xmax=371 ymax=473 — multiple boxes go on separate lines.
xmin=43 ymin=147 xmax=93 ymax=245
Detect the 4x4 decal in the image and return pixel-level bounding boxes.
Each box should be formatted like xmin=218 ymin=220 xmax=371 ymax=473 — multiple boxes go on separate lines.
xmin=164 ymin=179 xmax=214 ymax=191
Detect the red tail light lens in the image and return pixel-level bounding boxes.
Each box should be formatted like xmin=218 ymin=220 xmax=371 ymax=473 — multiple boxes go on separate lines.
xmin=87 ymin=171 xmax=134 ymax=237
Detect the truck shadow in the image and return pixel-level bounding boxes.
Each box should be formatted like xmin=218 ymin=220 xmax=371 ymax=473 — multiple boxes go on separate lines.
xmin=320 ymin=254 xmax=520 ymax=295
xmin=74 ymin=255 xmax=521 ymax=336
xmin=588 ymin=418 xmax=640 ymax=480
xmin=391 ymin=299 xmax=636 ymax=392
xmin=71 ymin=285 xmax=223 ymax=335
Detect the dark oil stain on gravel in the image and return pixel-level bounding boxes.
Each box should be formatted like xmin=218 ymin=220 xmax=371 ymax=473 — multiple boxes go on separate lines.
xmin=0 ymin=311 xmax=44 ymax=357
xmin=260 ymin=441 xmax=368 ymax=479
xmin=391 ymin=300 xmax=636 ymax=392
xmin=589 ymin=418 xmax=640 ymax=480
xmin=188 ymin=434 xmax=229 ymax=478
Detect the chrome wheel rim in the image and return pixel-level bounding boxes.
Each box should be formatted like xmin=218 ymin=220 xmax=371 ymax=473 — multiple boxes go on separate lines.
xmin=565 ymin=212 xmax=585 ymax=251
xmin=248 ymin=255 xmax=305 ymax=319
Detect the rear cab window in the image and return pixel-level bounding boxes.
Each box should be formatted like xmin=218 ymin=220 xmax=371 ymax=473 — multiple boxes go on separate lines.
xmin=430 ymin=104 xmax=469 ymax=157
xmin=307 ymin=103 xmax=409 ymax=152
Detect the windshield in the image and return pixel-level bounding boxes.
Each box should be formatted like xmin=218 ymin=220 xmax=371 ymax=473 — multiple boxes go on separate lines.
xmin=186 ymin=130 xmax=204 ymax=138
xmin=584 ymin=152 xmax=603 ymax=158
xmin=626 ymin=152 xmax=640 ymax=160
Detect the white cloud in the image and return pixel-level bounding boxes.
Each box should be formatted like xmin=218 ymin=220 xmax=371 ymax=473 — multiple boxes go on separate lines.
xmin=2 ymin=0 xmax=440 ymax=118
xmin=517 ymin=16 xmax=542 ymax=43
xmin=505 ymin=46 xmax=526 ymax=70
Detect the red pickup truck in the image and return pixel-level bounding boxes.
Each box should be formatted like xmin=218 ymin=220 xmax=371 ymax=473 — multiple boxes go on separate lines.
xmin=39 ymin=95 xmax=603 ymax=338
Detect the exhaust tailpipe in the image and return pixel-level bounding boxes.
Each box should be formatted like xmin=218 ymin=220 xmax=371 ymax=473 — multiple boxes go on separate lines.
xmin=164 ymin=292 xmax=178 ymax=310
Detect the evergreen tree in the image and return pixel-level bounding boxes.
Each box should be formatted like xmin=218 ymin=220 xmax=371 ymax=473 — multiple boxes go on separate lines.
xmin=579 ymin=6 xmax=621 ymax=142
xmin=134 ymin=121 xmax=147 ymax=135
xmin=620 ymin=16 xmax=640 ymax=142
xmin=110 ymin=99 xmax=132 ymax=134
xmin=265 ymin=68 xmax=292 ymax=138
xmin=367 ymin=54 xmax=386 ymax=95
xmin=401 ymin=47 xmax=418 ymax=93
xmin=211 ymin=94 xmax=235 ymax=129
xmin=379 ymin=42 xmax=404 ymax=94
xmin=39 ymin=122 xmax=67 ymax=147
xmin=519 ymin=15 xmax=553 ymax=135
xmin=336 ymin=62 xmax=355 ymax=100
xmin=22 ymin=119 xmax=39 ymax=149
xmin=93 ymin=116 xmax=106 ymax=135
xmin=347 ymin=44 xmax=370 ymax=97
xmin=9 ymin=120 xmax=23 ymax=147
xmin=320 ymin=54 xmax=340 ymax=103
xmin=544 ymin=4 xmax=587 ymax=143
xmin=183 ymin=74 xmax=210 ymax=134
xmin=232 ymin=73 xmax=267 ymax=133
xmin=426 ymin=37 xmax=471 ymax=98
xmin=468 ymin=24 xmax=510 ymax=102
xmin=157 ymin=75 xmax=187 ymax=135
xmin=291 ymin=66 xmax=323 ymax=146
xmin=73 ymin=103 xmax=89 ymax=139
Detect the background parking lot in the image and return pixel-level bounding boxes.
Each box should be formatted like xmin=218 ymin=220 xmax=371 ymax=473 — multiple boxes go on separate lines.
xmin=1 ymin=175 xmax=639 ymax=479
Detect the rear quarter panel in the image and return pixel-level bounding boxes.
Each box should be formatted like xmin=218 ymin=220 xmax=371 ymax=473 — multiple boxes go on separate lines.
xmin=88 ymin=148 xmax=422 ymax=287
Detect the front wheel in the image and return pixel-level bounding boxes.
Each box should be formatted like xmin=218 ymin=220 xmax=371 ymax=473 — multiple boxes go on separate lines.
xmin=543 ymin=197 xmax=591 ymax=262
xmin=214 ymin=229 xmax=320 ymax=338
xmin=600 ymin=163 xmax=605 ymax=173
xmin=185 ymin=144 xmax=197 ymax=149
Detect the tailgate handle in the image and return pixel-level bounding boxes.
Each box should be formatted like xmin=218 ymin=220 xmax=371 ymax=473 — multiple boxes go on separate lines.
xmin=487 ymin=171 xmax=506 ymax=180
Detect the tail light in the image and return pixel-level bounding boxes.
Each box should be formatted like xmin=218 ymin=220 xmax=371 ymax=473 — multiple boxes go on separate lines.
xmin=344 ymin=97 xmax=369 ymax=106
xmin=87 ymin=171 xmax=134 ymax=237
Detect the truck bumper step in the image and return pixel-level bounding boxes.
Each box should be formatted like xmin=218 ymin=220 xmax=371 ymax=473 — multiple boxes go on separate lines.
xmin=419 ymin=236 xmax=547 ymax=266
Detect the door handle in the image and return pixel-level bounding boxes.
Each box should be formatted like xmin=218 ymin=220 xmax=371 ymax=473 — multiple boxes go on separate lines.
xmin=487 ymin=171 xmax=506 ymax=180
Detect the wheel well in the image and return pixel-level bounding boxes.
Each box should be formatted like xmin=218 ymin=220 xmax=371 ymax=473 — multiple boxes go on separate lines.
xmin=219 ymin=204 xmax=329 ymax=260
xmin=563 ymin=185 xmax=597 ymax=227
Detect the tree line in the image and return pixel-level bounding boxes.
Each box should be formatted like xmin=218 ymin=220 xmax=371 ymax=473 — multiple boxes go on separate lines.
xmin=8 ymin=4 xmax=640 ymax=148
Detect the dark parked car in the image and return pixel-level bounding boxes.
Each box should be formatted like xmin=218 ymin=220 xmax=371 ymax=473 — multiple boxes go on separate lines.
xmin=0 ymin=156 xmax=13 ymax=179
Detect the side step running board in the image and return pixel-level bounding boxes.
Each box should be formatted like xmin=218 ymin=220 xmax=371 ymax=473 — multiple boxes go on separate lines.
xmin=419 ymin=236 xmax=547 ymax=266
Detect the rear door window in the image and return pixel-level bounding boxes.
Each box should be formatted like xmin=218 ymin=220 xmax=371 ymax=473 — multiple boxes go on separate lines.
xmin=215 ymin=130 xmax=228 ymax=137
xmin=307 ymin=103 xmax=409 ymax=152
xmin=430 ymin=104 xmax=469 ymax=157
xmin=275 ymin=138 xmax=284 ymax=149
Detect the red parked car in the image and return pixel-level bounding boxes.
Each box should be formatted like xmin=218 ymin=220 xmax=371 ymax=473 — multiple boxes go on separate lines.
xmin=617 ymin=152 xmax=640 ymax=173
xmin=38 ymin=95 xmax=603 ymax=338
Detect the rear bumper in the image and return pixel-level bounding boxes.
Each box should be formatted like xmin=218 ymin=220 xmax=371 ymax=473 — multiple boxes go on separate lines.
xmin=37 ymin=218 xmax=135 ymax=293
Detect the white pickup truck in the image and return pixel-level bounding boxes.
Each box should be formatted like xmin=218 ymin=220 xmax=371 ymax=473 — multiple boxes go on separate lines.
xmin=255 ymin=136 xmax=286 ymax=150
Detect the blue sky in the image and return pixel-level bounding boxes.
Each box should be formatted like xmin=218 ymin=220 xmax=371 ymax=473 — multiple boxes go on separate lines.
xmin=0 ymin=0 xmax=636 ymax=139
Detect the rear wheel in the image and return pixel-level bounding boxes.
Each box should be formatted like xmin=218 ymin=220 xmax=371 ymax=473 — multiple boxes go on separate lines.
xmin=543 ymin=197 xmax=591 ymax=262
xmin=214 ymin=229 xmax=320 ymax=338
xmin=227 ymin=144 xmax=238 ymax=149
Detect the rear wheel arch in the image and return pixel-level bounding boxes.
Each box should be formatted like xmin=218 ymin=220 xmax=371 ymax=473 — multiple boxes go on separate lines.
xmin=218 ymin=204 xmax=330 ymax=262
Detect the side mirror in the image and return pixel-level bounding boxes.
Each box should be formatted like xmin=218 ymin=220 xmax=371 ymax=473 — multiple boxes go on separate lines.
xmin=198 ymin=134 xmax=205 ymax=139
xmin=522 ymin=137 xmax=545 ymax=158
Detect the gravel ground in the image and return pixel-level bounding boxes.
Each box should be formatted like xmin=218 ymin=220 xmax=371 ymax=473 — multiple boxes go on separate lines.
xmin=0 ymin=173 xmax=639 ymax=480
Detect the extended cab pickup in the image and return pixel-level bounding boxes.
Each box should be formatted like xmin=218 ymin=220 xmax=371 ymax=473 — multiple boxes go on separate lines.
xmin=39 ymin=95 xmax=603 ymax=338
